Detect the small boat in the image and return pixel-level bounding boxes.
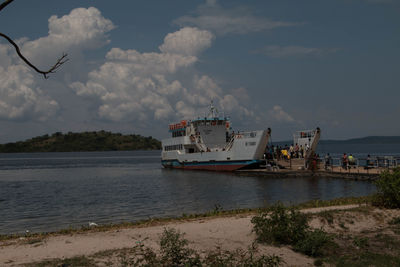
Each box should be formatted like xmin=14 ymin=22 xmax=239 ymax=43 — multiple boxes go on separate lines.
xmin=161 ymin=103 xmax=270 ymax=171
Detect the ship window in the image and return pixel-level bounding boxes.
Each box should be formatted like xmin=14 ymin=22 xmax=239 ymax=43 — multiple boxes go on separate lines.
xmin=165 ymin=144 xmax=184 ymax=151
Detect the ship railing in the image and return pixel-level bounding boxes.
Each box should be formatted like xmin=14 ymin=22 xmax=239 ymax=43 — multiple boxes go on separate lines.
xmin=224 ymin=135 xmax=235 ymax=151
xmin=194 ymin=136 xmax=208 ymax=152
xmin=270 ymin=155 xmax=398 ymax=174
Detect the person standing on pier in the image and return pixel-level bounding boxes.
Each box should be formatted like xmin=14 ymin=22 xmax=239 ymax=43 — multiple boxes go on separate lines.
xmin=325 ymin=153 xmax=332 ymax=170
xmin=342 ymin=153 xmax=348 ymax=170
xmin=348 ymin=154 xmax=355 ymax=166
xmin=294 ymin=143 xmax=299 ymax=158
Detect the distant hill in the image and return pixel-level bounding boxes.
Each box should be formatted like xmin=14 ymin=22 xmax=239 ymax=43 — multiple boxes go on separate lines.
xmin=0 ymin=131 xmax=161 ymax=153
xmin=321 ymin=136 xmax=400 ymax=145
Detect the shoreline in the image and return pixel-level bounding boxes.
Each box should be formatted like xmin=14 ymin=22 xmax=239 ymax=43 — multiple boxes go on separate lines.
xmin=3 ymin=196 xmax=397 ymax=266
xmin=1 ymin=203 xmax=399 ymax=266
xmin=0 ymin=196 xmax=372 ymax=240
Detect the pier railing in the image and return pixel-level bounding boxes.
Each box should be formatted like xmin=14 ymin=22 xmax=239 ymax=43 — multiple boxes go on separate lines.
xmin=323 ymin=156 xmax=398 ymax=174
xmin=268 ymin=156 xmax=398 ymax=174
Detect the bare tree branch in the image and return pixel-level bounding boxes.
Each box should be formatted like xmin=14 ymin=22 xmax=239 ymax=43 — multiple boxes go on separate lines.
xmin=0 ymin=0 xmax=15 ymax=13
xmin=0 ymin=32 xmax=68 ymax=79
xmin=1 ymin=0 xmax=68 ymax=78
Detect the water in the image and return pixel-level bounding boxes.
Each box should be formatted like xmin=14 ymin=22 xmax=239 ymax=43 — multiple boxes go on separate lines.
xmin=0 ymin=143 xmax=394 ymax=235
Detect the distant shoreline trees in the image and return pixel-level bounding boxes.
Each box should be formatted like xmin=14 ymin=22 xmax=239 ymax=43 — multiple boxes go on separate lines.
xmin=0 ymin=131 xmax=161 ymax=153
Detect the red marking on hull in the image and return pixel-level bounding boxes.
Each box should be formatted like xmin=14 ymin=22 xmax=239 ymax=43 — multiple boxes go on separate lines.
xmin=171 ymin=164 xmax=247 ymax=171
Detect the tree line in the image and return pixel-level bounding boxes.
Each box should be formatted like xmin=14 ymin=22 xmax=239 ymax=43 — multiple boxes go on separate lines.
xmin=0 ymin=131 xmax=161 ymax=153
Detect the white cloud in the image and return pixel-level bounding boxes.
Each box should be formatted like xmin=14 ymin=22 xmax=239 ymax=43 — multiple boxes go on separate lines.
xmin=159 ymin=27 xmax=214 ymax=56
xmin=231 ymin=87 xmax=250 ymax=105
xmin=174 ymin=0 xmax=299 ymax=35
xmin=269 ymin=105 xmax=294 ymax=122
xmin=48 ymin=7 xmax=114 ymax=46
xmin=21 ymin=7 xmax=114 ymax=68
xmin=0 ymin=64 xmax=59 ymax=121
xmin=255 ymin=45 xmax=339 ymax=58
xmin=0 ymin=7 xmax=114 ymax=122
xmin=70 ymin=27 xmax=251 ymax=123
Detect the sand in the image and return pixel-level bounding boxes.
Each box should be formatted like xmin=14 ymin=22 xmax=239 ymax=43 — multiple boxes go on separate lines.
xmin=1 ymin=204 xmax=399 ymax=266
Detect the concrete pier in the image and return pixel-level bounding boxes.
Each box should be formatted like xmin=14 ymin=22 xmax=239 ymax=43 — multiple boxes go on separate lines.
xmin=237 ymin=168 xmax=379 ymax=181
xmin=236 ymin=158 xmax=393 ymax=181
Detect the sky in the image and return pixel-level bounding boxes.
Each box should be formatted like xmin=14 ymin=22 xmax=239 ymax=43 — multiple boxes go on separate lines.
xmin=0 ymin=0 xmax=399 ymax=143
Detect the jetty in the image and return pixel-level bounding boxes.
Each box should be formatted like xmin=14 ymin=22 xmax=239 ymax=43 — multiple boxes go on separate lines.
xmin=238 ymin=157 xmax=398 ymax=181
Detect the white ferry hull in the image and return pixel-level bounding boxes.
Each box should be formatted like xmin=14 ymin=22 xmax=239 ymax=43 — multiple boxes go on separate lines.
xmin=161 ymin=129 xmax=270 ymax=171
xmin=162 ymin=158 xmax=262 ymax=171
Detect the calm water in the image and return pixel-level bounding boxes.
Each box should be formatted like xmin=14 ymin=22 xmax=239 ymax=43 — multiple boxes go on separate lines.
xmin=1 ymin=143 xmax=397 ymax=235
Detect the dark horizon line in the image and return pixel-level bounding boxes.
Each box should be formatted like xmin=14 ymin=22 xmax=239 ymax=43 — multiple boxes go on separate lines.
xmin=272 ymin=135 xmax=400 ymax=144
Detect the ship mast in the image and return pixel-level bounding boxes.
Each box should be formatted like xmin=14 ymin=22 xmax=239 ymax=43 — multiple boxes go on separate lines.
xmin=207 ymin=100 xmax=218 ymax=118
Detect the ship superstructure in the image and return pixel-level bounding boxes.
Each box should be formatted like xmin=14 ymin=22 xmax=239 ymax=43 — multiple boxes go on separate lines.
xmin=161 ymin=103 xmax=270 ymax=171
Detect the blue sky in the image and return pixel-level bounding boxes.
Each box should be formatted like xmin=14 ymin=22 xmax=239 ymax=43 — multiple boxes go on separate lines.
xmin=0 ymin=0 xmax=399 ymax=142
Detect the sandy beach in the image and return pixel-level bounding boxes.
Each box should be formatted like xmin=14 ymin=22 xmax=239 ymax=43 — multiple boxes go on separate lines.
xmin=1 ymin=204 xmax=399 ymax=266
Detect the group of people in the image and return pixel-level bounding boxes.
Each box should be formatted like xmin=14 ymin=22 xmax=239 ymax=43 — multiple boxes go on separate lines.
xmin=264 ymin=143 xmax=311 ymax=160
xmin=340 ymin=153 xmax=357 ymax=169
xmin=264 ymin=146 xmax=377 ymax=171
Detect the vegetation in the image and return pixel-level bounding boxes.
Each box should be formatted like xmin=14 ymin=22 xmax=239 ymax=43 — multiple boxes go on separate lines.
xmin=0 ymin=131 xmax=161 ymax=152
xmin=128 ymin=227 xmax=281 ymax=266
xmin=251 ymin=203 xmax=333 ymax=257
xmin=295 ymin=196 xmax=374 ymax=209
xmin=7 ymin=196 xmax=400 ymax=266
xmin=26 ymin=228 xmax=282 ymax=266
xmin=157 ymin=228 xmax=201 ymax=266
xmin=373 ymin=167 xmax=400 ymax=208
xmin=252 ymin=202 xmax=400 ymax=266
xmin=325 ymin=229 xmax=400 ymax=266
xmin=252 ymin=203 xmax=309 ymax=245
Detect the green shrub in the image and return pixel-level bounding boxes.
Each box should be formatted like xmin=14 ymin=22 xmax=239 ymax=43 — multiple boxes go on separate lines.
xmin=130 ymin=243 xmax=159 ymax=266
xmin=353 ymin=236 xmax=369 ymax=249
xmin=374 ymin=168 xmax=400 ymax=208
xmin=294 ymin=229 xmax=333 ymax=257
xmin=389 ymin=216 xmax=400 ymax=225
xmin=204 ymin=245 xmax=282 ymax=267
xmin=252 ymin=203 xmax=334 ymax=258
xmin=159 ymin=228 xmax=201 ymax=266
xmin=129 ymin=228 xmax=282 ymax=266
xmin=251 ymin=203 xmax=309 ymax=245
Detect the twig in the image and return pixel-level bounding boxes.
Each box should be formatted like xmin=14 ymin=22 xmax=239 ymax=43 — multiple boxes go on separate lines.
xmin=0 ymin=0 xmax=15 ymax=13
xmin=0 ymin=32 xmax=68 ymax=78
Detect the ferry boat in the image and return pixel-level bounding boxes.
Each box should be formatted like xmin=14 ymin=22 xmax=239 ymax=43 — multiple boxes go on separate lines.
xmin=161 ymin=103 xmax=270 ymax=171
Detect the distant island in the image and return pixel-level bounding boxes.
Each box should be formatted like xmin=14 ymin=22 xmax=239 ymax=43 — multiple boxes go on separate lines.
xmin=0 ymin=131 xmax=161 ymax=153
xmin=321 ymin=136 xmax=400 ymax=145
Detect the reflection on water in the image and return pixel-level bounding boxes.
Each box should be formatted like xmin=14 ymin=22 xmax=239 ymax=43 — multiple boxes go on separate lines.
xmin=0 ymin=150 xmax=376 ymax=234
